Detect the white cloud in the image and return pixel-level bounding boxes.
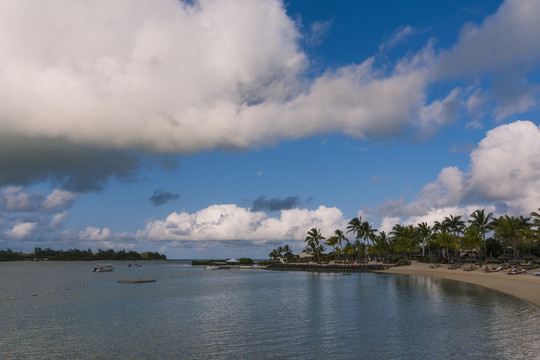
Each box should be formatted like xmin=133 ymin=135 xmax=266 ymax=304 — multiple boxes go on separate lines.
xmin=379 ymin=25 xmax=414 ymax=53
xmin=305 ymin=19 xmax=334 ymax=47
xmin=136 ymin=204 xmax=347 ymax=243
xmin=0 ymin=186 xmax=42 ymax=212
xmin=434 ymin=0 xmax=540 ymax=78
xmin=50 ymin=212 xmax=69 ymax=229
xmin=41 ymin=189 xmax=78 ymax=212
xmin=418 ymin=88 xmax=461 ymax=137
xmin=0 ymin=0 xmax=436 ymax=157
xmin=0 ymin=0 xmax=307 ymax=153
xmin=467 ymin=120 xmax=540 ymax=211
xmin=6 ymin=222 xmax=37 ymax=239
xmin=378 ymin=120 xmax=540 ymax=223
xmin=1 ymin=0 xmax=537 ymax=185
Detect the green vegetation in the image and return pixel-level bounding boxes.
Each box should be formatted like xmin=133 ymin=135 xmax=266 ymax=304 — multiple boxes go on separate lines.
xmin=268 ymin=208 xmax=540 ymax=264
xmin=0 ymin=247 xmax=166 ymax=261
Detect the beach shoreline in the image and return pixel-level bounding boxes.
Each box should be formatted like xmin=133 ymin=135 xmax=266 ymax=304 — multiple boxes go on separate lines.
xmin=378 ymin=261 xmax=540 ymax=307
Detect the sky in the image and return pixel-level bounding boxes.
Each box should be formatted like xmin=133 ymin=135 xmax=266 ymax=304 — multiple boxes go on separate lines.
xmin=1 ymin=0 xmax=540 ymax=259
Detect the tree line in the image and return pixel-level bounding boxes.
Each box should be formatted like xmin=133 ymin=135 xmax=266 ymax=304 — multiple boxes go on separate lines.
xmin=0 ymin=247 xmax=167 ymax=261
xmin=269 ymin=208 xmax=540 ymax=264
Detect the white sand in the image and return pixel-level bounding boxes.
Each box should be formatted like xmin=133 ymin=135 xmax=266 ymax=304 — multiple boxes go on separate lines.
xmin=379 ymin=261 xmax=540 ymax=307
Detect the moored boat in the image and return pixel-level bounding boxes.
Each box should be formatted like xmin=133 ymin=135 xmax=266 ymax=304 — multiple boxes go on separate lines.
xmin=92 ymin=264 xmax=114 ymax=272
xmin=204 ymin=265 xmax=230 ymax=270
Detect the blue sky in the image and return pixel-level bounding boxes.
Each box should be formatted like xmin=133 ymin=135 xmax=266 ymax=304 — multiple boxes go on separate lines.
xmin=1 ymin=0 xmax=539 ymax=259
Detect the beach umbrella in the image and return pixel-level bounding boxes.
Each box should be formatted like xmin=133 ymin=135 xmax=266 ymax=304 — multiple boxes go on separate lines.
xmin=486 ymin=255 xmax=499 ymax=263
xmin=498 ymin=253 xmax=512 ymax=260
xmin=511 ymin=257 xmax=524 ymax=264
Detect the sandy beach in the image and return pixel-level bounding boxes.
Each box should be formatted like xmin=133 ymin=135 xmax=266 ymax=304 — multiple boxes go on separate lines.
xmin=379 ymin=261 xmax=540 ymax=307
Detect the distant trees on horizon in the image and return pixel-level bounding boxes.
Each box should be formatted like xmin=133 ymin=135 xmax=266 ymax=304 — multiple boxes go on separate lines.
xmin=0 ymin=247 xmax=166 ymax=261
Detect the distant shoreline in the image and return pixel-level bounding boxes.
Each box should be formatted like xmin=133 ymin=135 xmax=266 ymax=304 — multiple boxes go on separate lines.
xmin=378 ymin=261 xmax=540 ymax=308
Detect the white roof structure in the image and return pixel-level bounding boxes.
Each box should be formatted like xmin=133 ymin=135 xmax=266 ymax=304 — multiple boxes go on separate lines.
xmin=226 ymin=258 xmax=240 ymax=263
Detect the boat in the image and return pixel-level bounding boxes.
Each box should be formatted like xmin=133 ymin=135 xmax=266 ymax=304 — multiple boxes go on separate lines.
xmin=448 ymin=262 xmax=462 ymax=270
xmin=204 ymin=265 xmax=230 ymax=270
xmin=463 ymin=265 xmax=476 ymax=271
xmin=507 ymin=268 xmax=527 ymax=275
xmin=92 ymin=264 xmax=114 ymax=272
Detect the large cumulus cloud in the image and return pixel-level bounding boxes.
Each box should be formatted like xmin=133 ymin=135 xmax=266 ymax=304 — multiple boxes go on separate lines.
xmin=1 ymin=0 xmax=540 ymax=190
xmin=136 ymin=204 xmax=347 ymax=244
xmin=377 ymin=120 xmax=540 ymax=228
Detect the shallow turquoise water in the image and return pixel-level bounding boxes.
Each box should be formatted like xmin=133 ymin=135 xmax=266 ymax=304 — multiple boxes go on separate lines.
xmin=1 ymin=261 xmax=539 ymax=359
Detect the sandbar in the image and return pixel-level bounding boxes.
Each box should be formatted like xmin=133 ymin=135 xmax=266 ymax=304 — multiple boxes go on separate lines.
xmin=378 ymin=261 xmax=540 ymax=307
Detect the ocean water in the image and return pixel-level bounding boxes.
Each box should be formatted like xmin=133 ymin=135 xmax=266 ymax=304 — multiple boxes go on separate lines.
xmin=1 ymin=261 xmax=539 ymax=360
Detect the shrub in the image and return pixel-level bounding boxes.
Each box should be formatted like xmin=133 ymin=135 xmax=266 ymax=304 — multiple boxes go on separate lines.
xmin=395 ymin=259 xmax=411 ymax=266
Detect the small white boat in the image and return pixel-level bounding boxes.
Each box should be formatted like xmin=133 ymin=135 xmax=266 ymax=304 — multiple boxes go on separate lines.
xmin=92 ymin=264 xmax=114 ymax=272
xmin=204 ymin=264 xmax=230 ymax=270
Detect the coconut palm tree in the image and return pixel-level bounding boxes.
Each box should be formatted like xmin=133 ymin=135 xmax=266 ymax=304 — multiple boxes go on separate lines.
xmin=361 ymin=221 xmax=377 ymax=246
xmin=531 ymin=208 xmax=540 ymax=231
xmin=268 ymin=248 xmax=279 ymax=260
xmin=443 ymin=215 xmax=465 ymax=253
xmin=282 ymin=244 xmax=292 ymax=254
xmin=433 ymin=220 xmax=451 ymax=261
xmin=493 ymin=215 xmax=521 ymax=259
xmin=305 ymin=228 xmax=325 ymax=263
xmin=463 ymin=224 xmax=482 ymax=261
xmin=436 ymin=232 xmax=456 ymax=263
xmin=416 ymin=222 xmax=432 ymax=260
xmin=390 ymin=224 xmax=418 ymax=259
xmin=468 ymin=209 xmax=493 ymax=262
xmin=353 ymin=239 xmax=366 ymax=262
xmin=371 ymin=231 xmax=390 ymax=261
xmin=326 ymin=229 xmax=348 ymax=262
xmin=347 ymin=217 xmax=363 ymax=242
xmin=325 ymin=236 xmax=339 ymax=259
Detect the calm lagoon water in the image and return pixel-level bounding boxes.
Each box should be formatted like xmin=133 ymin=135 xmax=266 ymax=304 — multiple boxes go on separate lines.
xmin=1 ymin=261 xmax=539 ymax=359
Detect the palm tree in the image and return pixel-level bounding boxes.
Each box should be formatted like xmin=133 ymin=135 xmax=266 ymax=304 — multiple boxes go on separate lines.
xmin=531 ymin=208 xmax=540 ymax=231
xmin=361 ymin=221 xmax=377 ymax=246
xmin=518 ymin=215 xmax=535 ymax=255
xmin=305 ymin=228 xmax=325 ymax=263
xmin=353 ymin=239 xmax=365 ymax=262
xmin=347 ymin=217 xmax=363 ymax=241
xmin=433 ymin=220 xmax=451 ymax=262
xmin=371 ymin=231 xmax=390 ymax=261
xmin=282 ymin=244 xmax=292 ymax=254
xmin=416 ymin=222 xmax=432 ymax=260
xmin=436 ymin=232 xmax=456 ymax=263
xmin=443 ymin=215 xmax=465 ymax=254
xmin=390 ymin=224 xmax=418 ymax=259
xmin=334 ymin=229 xmax=347 ymax=261
xmin=463 ymin=224 xmax=482 ymax=261
xmin=325 ymin=236 xmax=339 ymax=259
xmin=268 ymin=249 xmax=279 ymax=260
xmin=468 ymin=209 xmax=493 ymax=262
xmin=493 ymin=215 xmax=521 ymax=258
